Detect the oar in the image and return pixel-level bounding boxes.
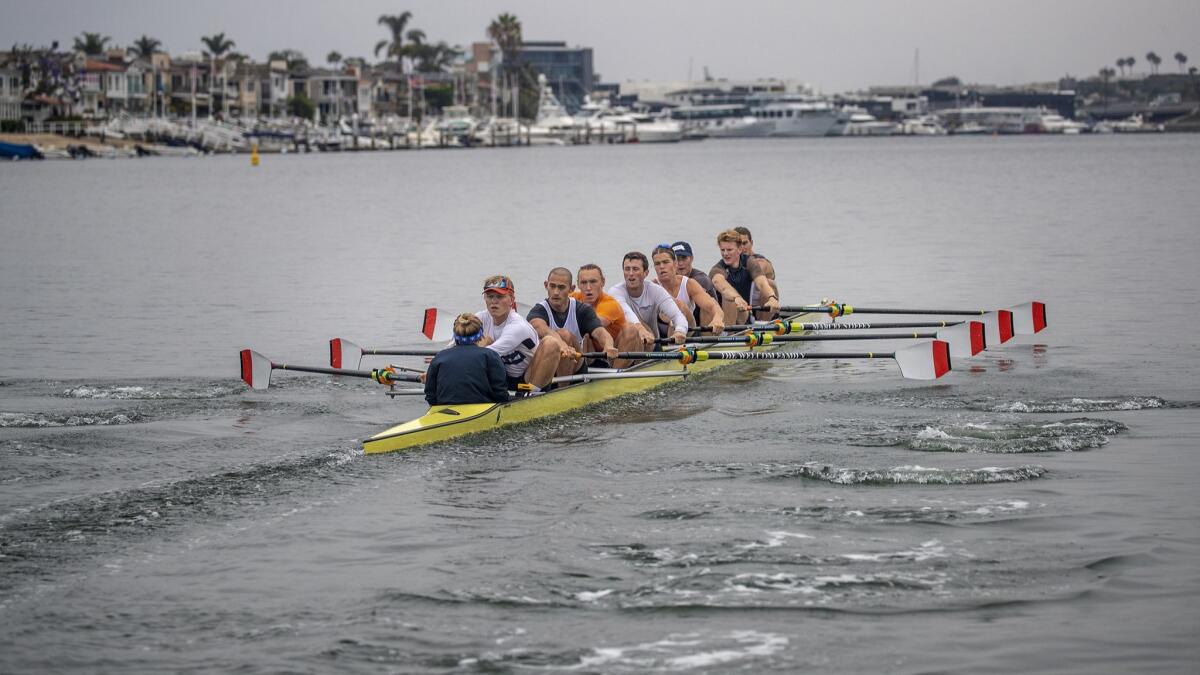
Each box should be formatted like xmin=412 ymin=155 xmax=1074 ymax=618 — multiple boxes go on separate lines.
xmin=330 ymin=338 xmax=442 ymax=369
xmin=657 ymin=322 xmax=985 ymax=358
xmin=692 ymin=320 xmax=972 ymax=334
xmin=240 ymin=349 xmax=421 ymax=390
xmin=580 ymin=341 xmax=952 ymax=380
xmin=764 ymin=301 xmax=1045 ymax=339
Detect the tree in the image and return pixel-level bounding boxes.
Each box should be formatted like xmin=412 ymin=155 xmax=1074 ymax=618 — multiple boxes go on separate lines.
xmin=375 ymin=11 xmax=414 ymax=70
xmin=488 ymin=13 xmax=524 ymax=118
xmin=1175 ymin=52 xmax=1188 ymax=73
xmin=326 ymin=50 xmax=342 ymax=68
xmin=268 ymin=49 xmax=309 ymax=70
xmin=287 ymin=93 xmax=315 ymax=120
xmin=1099 ymin=67 xmax=1115 ymax=112
xmin=1126 ymin=56 xmax=1136 ymax=74
xmin=201 ymin=33 xmax=236 ymax=119
xmin=73 ymin=32 xmax=111 ymax=55
xmin=1115 ymin=58 xmax=1126 ymax=76
xmin=1146 ymin=51 xmax=1161 ymax=75
xmin=130 ymin=35 xmax=162 ymax=59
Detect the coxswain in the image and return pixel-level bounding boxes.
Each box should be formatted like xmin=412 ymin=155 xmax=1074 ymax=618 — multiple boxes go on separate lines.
xmin=571 ymin=263 xmax=646 ymax=367
xmin=476 ymin=274 xmax=563 ymax=391
xmin=649 ymin=245 xmax=724 ymax=335
xmin=608 ymin=251 xmax=690 ymax=346
xmin=734 ymin=226 xmax=779 ymax=320
xmin=423 ymin=313 xmax=510 ymax=405
xmin=709 ymin=229 xmax=780 ymax=324
xmin=526 ymin=267 xmax=620 ymax=377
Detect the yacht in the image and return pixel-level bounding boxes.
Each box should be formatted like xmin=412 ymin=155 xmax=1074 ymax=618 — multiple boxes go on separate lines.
xmin=624 ymin=112 xmax=684 ymax=143
xmin=749 ymin=95 xmax=843 ymax=137
xmin=435 ymin=105 xmax=480 ymax=145
xmin=527 ymin=75 xmax=579 ymax=145
xmin=832 ymin=106 xmax=896 ymax=136
xmin=668 ymin=104 xmax=773 ymax=138
xmin=1093 ymin=114 xmax=1163 ymax=134
xmin=896 ymin=114 xmax=947 ymax=136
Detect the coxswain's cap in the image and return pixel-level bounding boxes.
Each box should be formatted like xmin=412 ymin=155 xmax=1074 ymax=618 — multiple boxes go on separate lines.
xmin=671 ymin=241 xmax=694 ymax=258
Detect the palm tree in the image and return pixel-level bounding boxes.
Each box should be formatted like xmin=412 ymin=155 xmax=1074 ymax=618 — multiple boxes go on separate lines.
xmin=1175 ymin=52 xmax=1188 ymax=73
xmin=131 ymin=35 xmax=161 ymax=59
xmin=1115 ymin=58 xmax=1125 ymax=76
xmin=488 ymin=13 xmax=523 ymax=118
xmin=375 ymin=11 xmax=414 ymax=115
xmin=326 ymin=51 xmax=342 ymax=68
xmin=268 ymin=49 xmax=308 ymax=70
xmin=1146 ymin=51 xmax=1161 ymax=75
xmin=73 ymin=32 xmax=111 ymax=56
xmin=1099 ymin=67 xmax=1115 ymax=113
xmin=1126 ymin=56 xmax=1136 ymax=75
xmin=201 ymin=33 xmax=236 ymax=118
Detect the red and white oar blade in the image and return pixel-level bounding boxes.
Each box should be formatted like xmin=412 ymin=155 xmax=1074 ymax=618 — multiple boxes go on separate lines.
xmin=894 ymin=340 xmax=952 ymax=380
xmin=982 ymin=310 xmax=1015 ymax=345
xmin=239 ymin=349 xmax=274 ymax=390
xmin=329 ymin=338 xmax=365 ymax=369
xmin=421 ymin=308 xmax=455 ymax=342
xmin=936 ymin=320 xmax=986 ymax=358
xmin=1009 ymin=301 xmax=1048 ymax=335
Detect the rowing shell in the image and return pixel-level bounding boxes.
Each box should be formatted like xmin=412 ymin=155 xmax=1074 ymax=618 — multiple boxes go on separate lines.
xmin=362 ymin=309 xmax=823 ymax=454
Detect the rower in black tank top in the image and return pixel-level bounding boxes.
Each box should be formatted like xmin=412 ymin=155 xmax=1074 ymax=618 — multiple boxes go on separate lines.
xmin=715 ymin=253 xmax=754 ymax=302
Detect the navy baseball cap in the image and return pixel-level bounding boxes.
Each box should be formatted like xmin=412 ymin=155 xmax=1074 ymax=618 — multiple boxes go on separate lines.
xmin=671 ymin=241 xmax=694 ymax=257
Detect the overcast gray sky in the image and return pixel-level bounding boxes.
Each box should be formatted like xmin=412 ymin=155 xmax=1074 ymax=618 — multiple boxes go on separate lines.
xmin=4 ymin=0 xmax=1198 ymax=92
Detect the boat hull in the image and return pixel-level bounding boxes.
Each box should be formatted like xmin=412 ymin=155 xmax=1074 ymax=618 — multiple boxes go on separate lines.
xmin=364 ymin=311 xmax=819 ymax=454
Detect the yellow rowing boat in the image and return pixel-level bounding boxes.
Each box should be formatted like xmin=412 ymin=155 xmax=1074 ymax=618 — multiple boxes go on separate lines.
xmin=362 ymin=310 xmax=822 ymax=454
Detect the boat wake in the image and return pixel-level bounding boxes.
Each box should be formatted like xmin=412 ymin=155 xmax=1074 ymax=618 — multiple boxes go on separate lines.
xmin=831 ymin=392 xmax=1167 ymax=413
xmin=704 ymin=461 xmax=1047 ymax=484
xmin=821 ymin=417 xmax=1127 ymax=453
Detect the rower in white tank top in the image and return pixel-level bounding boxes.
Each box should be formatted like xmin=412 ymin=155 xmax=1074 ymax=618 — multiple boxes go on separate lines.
xmin=651 ymin=275 xmax=695 ymax=312
xmin=537 ymin=298 xmax=582 ymax=343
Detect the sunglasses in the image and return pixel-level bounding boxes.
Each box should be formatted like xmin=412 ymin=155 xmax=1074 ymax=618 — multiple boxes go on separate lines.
xmin=482 ymin=278 xmax=513 ymax=292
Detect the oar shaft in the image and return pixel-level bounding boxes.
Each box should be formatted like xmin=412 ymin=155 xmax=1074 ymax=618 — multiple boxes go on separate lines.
xmin=662 ymin=332 xmax=939 ymax=345
xmin=581 ymin=350 xmax=893 ymax=361
xmin=360 ymin=347 xmax=443 ymax=357
xmin=771 ymin=305 xmax=987 ymax=316
xmin=691 ymin=320 xmax=963 ymax=334
xmin=274 ymin=362 xmax=421 ymax=383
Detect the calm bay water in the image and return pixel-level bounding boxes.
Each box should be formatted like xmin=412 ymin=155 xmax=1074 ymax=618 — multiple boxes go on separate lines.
xmin=1 ymin=136 xmax=1198 ymax=673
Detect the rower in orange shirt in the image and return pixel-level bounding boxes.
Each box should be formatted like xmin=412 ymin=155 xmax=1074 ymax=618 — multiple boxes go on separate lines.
xmin=571 ymin=263 xmax=645 ymax=367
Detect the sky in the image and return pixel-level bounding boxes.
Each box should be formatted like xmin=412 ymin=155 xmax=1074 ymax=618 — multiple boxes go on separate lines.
xmin=3 ymin=0 xmax=1198 ymax=92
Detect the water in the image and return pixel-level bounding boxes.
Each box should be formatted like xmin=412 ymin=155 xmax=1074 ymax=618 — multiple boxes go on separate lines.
xmin=2 ymin=136 xmax=1198 ymax=673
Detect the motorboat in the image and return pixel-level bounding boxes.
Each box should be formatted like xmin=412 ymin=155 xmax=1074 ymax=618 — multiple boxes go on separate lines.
xmin=749 ymin=95 xmax=843 ymax=137
xmin=668 ymin=104 xmax=773 ymax=138
xmin=833 ymin=106 xmax=897 ymax=136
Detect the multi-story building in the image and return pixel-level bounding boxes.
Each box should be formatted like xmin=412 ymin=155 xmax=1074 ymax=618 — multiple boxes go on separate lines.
xmin=517 ymin=41 xmax=594 ymax=111
xmin=1 ymin=60 xmax=23 ymax=121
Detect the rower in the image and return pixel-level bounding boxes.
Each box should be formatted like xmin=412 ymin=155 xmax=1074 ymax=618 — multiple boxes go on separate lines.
xmin=607 ymin=251 xmax=690 ymax=348
xmin=671 ymin=240 xmax=721 ymax=325
xmin=709 ymin=229 xmax=780 ymax=324
xmin=571 ymin=263 xmax=644 ymax=367
xmin=476 ymin=274 xmax=565 ymax=391
xmin=734 ymin=226 xmax=778 ymax=320
xmin=423 ymin=313 xmax=510 ymax=405
xmin=526 ymin=267 xmax=620 ymax=377
xmin=649 ymin=245 xmax=724 ymax=335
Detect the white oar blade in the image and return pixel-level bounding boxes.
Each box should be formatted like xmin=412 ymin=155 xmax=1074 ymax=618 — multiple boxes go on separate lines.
xmin=1009 ymin=301 xmax=1048 ymax=335
xmin=894 ymin=340 xmax=952 ymax=380
xmin=239 ymin=349 xmax=273 ymax=390
xmin=329 ymin=338 xmax=364 ymax=369
xmin=982 ymin=310 xmax=1015 ymax=345
xmin=936 ymin=320 xmax=986 ymax=358
xmin=421 ymin=308 xmax=454 ymax=342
